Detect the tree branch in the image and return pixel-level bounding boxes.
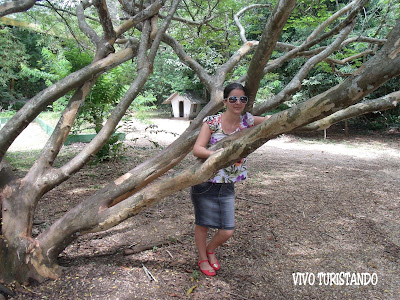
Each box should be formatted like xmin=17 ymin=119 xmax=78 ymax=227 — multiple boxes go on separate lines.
xmin=253 ymin=22 xmax=355 ymax=115
xmin=161 ymin=33 xmax=213 ymax=87
xmin=148 ymin=0 xmax=181 ymax=63
xmin=115 ymin=0 xmax=162 ymax=37
xmin=240 ymin=0 xmax=369 ymax=86
xmin=234 ymin=4 xmax=272 ymax=43
xmin=306 ymin=0 xmax=355 ymax=42
xmin=216 ymin=41 xmax=259 ymax=83
xmin=297 ymin=91 xmax=400 ymax=132
xmin=245 ymin=0 xmax=297 ymax=108
xmin=94 ymin=0 xmax=116 ymax=42
xmin=34 ymin=2 xmax=99 ymax=23
xmin=159 ymin=13 xmax=220 ymax=30
xmin=43 ymin=0 xmax=85 ymax=49
xmin=76 ymin=1 xmax=101 ymax=46
xmin=327 ymin=50 xmax=374 ymax=65
xmin=0 ymin=0 xmax=37 ymax=18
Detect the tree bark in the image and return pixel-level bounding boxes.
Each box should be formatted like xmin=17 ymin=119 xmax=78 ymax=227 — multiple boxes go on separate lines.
xmin=297 ymin=91 xmax=400 ymax=132
xmin=0 ymin=0 xmax=36 ymax=18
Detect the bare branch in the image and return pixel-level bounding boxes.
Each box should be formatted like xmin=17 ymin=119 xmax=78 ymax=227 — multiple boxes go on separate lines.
xmin=253 ymin=22 xmax=355 ymax=116
xmin=234 ymin=4 xmax=272 ymax=43
xmin=341 ymin=36 xmax=386 ymax=48
xmin=0 ymin=0 xmax=37 ymax=18
xmin=43 ymin=0 xmax=85 ymax=49
xmin=245 ymin=0 xmax=297 ymax=107
xmin=161 ymin=33 xmax=213 ymax=88
xmin=148 ymin=0 xmax=181 ymax=62
xmin=326 ymin=50 xmax=374 ymax=65
xmin=34 ymin=2 xmax=99 ymax=23
xmin=34 ymin=80 xmax=102 ymax=179
xmin=94 ymin=0 xmax=116 ymax=42
xmin=306 ymin=0 xmax=356 ymax=42
xmin=76 ymin=1 xmax=101 ymax=45
xmin=115 ymin=0 xmax=162 ymax=37
xmin=216 ymin=41 xmax=259 ymax=79
xmin=118 ymin=0 xmax=136 ymax=16
xmin=297 ymin=91 xmax=400 ymax=132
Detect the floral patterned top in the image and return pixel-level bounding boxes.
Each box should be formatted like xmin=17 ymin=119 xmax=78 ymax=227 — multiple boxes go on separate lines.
xmin=203 ymin=112 xmax=255 ymax=183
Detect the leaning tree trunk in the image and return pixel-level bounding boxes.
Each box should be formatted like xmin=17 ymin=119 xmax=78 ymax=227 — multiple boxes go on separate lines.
xmin=0 ymin=0 xmax=180 ymax=283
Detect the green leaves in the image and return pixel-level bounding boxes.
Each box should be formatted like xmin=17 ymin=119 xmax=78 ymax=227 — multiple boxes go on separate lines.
xmin=0 ymin=26 xmax=29 ymax=103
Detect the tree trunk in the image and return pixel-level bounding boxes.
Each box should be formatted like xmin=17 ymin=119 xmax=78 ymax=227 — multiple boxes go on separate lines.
xmin=0 ymin=181 xmax=62 ymax=283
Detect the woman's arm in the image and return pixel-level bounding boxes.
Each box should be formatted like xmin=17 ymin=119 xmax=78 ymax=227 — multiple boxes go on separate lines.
xmin=253 ymin=115 xmax=271 ymax=126
xmin=193 ymin=122 xmax=214 ymax=159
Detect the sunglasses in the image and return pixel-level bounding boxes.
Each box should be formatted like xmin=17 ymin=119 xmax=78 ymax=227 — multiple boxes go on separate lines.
xmin=226 ymin=96 xmax=248 ymax=104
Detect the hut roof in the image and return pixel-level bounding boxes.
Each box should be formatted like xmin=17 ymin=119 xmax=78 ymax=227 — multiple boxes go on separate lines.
xmin=162 ymin=91 xmax=205 ymax=104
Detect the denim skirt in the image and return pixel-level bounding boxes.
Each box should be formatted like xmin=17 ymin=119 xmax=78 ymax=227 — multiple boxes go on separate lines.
xmin=191 ymin=182 xmax=235 ymax=230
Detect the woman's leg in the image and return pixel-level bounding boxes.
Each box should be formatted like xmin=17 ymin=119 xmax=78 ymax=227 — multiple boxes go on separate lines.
xmin=206 ymin=229 xmax=234 ymax=266
xmin=194 ymin=225 xmax=214 ymax=272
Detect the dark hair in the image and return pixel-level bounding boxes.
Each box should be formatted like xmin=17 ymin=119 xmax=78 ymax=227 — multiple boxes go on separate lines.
xmin=223 ymin=83 xmax=247 ymax=99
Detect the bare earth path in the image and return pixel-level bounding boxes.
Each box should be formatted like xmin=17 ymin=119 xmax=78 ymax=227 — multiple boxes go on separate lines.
xmin=6 ymin=119 xmax=400 ymax=299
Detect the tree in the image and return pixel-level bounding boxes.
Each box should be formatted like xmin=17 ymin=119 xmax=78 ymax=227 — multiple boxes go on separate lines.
xmin=0 ymin=0 xmax=399 ymax=284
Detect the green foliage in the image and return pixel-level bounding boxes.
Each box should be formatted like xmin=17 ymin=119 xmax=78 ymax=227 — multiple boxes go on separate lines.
xmin=0 ymin=26 xmax=29 ymax=105
xmin=0 ymin=110 xmax=15 ymax=118
xmin=91 ymin=131 xmax=128 ymax=164
xmin=129 ymin=93 xmax=157 ymax=124
xmin=62 ymin=47 xmax=131 ymax=162
xmin=0 ymin=24 xmax=69 ymax=108
xmin=75 ymin=66 xmax=128 ymax=133
xmin=19 ymin=45 xmax=73 ymax=112
xmin=64 ymin=45 xmax=92 ymax=71
xmin=255 ymin=73 xmax=284 ymax=105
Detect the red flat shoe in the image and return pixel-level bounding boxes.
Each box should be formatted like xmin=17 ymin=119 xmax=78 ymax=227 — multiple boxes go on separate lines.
xmin=198 ymin=260 xmax=216 ymax=276
xmin=207 ymin=252 xmax=220 ymax=271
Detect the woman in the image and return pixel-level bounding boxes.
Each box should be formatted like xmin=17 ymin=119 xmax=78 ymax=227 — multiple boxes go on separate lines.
xmin=191 ymin=82 xmax=269 ymax=276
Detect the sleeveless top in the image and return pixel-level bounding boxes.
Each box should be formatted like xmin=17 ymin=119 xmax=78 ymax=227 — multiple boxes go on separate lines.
xmin=203 ymin=112 xmax=254 ymax=183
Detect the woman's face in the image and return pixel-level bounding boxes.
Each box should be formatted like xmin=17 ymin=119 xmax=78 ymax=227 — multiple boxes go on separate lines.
xmin=224 ymin=88 xmax=247 ymax=114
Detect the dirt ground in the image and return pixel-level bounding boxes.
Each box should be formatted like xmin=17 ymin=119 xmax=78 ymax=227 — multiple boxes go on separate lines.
xmin=5 ymin=118 xmax=400 ymax=300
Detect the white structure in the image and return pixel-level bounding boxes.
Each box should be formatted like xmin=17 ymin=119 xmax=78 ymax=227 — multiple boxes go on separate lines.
xmin=162 ymin=92 xmax=204 ymax=119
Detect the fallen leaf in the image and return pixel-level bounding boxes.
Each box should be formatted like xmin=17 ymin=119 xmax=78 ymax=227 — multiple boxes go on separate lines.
xmin=186 ymin=285 xmax=197 ymax=296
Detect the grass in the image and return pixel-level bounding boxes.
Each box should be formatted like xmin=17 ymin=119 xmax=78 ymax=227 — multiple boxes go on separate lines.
xmin=0 ymin=110 xmax=61 ymax=124
xmin=6 ymin=145 xmax=81 ymax=175
xmin=6 ymin=150 xmax=41 ymax=173
xmin=38 ymin=111 xmax=61 ymax=127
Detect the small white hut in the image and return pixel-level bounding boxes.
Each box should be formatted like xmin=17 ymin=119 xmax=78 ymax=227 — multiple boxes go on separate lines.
xmin=162 ymin=92 xmax=204 ymax=119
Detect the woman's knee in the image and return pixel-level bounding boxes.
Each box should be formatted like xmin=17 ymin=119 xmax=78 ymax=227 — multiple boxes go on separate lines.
xmin=195 ymin=225 xmax=208 ymax=233
xmin=220 ymin=229 xmax=234 ymax=239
